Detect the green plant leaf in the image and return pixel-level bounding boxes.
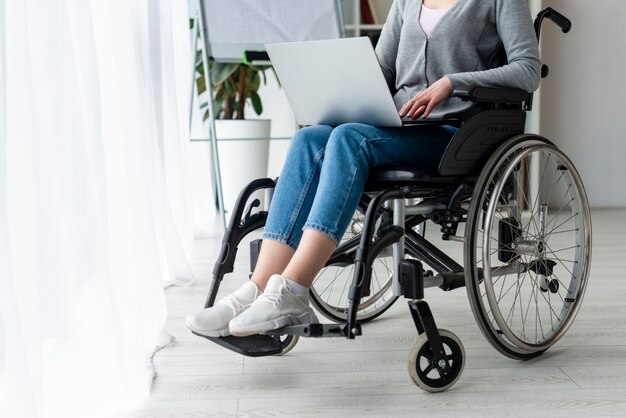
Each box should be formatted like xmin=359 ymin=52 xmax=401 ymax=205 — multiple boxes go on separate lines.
xmin=270 ymin=67 xmax=281 ymax=88
xmin=250 ymin=91 xmax=263 ymax=115
xmin=210 ymin=62 xmax=238 ymax=86
xmin=247 ymin=70 xmax=260 ymax=92
xmin=213 ymin=102 xmax=222 ymax=119
xmin=215 ymin=86 xmax=224 ymax=101
xmin=224 ymin=79 xmax=235 ymax=96
xmin=249 ymin=63 xmax=270 ymax=71
xmin=196 ymin=76 xmax=206 ymax=95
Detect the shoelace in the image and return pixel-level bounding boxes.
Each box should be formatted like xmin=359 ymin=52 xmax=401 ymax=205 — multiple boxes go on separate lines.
xmin=219 ymin=293 xmax=248 ymax=314
xmin=257 ymin=286 xmax=286 ymax=308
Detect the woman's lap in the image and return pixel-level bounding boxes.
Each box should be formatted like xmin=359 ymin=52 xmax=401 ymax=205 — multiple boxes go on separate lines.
xmin=263 ymin=123 xmax=457 ymax=248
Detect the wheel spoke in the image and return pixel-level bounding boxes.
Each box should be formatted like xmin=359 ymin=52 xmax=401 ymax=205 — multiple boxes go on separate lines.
xmin=547 ymin=289 xmax=554 ymax=331
xmin=522 ymin=272 xmax=538 ymax=339
xmin=528 ymin=151 xmax=550 ymax=237
xmin=311 ymin=215 xmax=398 ymax=322
xmin=547 ymin=270 xmax=568 ymax=304
xmin=504 ymin=270 xmax=527 ymax=326
xmin=337 ymin=266 xmax=351 ymax=309
xmin=535 ymin=279 xmax=563 ymax=322
xmin=316 ymin=267 xmax=339 ymax=297
xmin=544 ymin=243 xmax=580 ymax=257
xmin=545 ymin=211 xmax=578 ymax=238
xmin=497 ymin=269 xmax=526 ymax=305
xmin=543 ymin=241 xmax=577 ymax=279
xmin=422 ymin=363 xmax=436 ymax=376
xmin=542 ymin=190 xmax=574 ymax=237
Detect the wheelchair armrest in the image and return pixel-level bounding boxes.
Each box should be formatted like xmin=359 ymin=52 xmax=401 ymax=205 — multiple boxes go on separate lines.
xmin=452 ymin=87 xmax=529 ymax=105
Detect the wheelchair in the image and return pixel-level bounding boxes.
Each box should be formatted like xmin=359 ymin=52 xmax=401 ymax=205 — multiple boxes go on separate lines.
xmin=193 ymin=8 xmax=591 ymax=392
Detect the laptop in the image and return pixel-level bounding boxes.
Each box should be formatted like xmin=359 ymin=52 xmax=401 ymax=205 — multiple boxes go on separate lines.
xmin=265 ymin=37 xmax=404 ymax=127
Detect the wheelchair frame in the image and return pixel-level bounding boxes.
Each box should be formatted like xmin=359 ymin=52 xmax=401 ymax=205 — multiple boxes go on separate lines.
xmin=193 ymin=8 xmax=591 ymax=392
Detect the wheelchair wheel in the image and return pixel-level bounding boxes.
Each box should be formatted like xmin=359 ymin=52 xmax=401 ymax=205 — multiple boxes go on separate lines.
xmin=465 ymin=135 xmax=592 ymax=359
xmin=407 ymin=329 xmax=465 ymax=393
xmin=272 ymin=335 xmax=299 ymax=356
xmin=310 ymin=211 xmax=399 ymax=323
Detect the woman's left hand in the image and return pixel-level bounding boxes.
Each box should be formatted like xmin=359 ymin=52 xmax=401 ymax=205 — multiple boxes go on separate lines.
xmin=399 ymin=76 xmax=452 ymax=119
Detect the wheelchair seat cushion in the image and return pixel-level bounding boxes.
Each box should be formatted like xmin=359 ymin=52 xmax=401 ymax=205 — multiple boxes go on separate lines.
xmin=366 ymin=166 xmax=471 ymax=191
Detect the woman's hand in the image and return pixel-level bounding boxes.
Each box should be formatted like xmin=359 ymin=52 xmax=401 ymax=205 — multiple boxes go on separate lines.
xmin=399 ymin=76 xmax=452 ymax=120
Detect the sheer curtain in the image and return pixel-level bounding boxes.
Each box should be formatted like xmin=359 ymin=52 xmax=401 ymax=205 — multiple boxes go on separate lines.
xmin=0 ymin=0 xmax=194 ymax=417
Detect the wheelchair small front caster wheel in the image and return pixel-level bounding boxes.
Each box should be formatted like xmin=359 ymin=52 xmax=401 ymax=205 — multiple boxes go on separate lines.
xmin=407 ymin=329 xmax=465 ymax=392
xmin=272 ymin=335 xmax=299 ymax=355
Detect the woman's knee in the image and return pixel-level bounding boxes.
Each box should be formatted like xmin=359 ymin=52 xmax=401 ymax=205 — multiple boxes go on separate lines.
xmin=326 ymin=123 xmax=372 ymax=159
xmin=290 ymin=125 xmax=333 ymax=154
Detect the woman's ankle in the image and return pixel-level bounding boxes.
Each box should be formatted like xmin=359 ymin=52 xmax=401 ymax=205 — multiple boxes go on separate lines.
xmin=281 ymin=276 xmax=309 ymax=294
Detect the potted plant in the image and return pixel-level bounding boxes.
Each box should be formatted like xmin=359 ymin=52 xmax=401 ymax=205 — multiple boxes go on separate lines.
xmin=194 ymin=52 xmax=275 ymax=214
xmin=206 ymin=61 xmax=269 ymax=120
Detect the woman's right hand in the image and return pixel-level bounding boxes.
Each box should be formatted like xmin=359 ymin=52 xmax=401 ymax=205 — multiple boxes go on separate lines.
xmin=399 ymin=76 xmax=452 ymax=120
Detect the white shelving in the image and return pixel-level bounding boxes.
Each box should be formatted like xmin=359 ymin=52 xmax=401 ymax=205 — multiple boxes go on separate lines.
xmin=341 ymin=0 xmax=392 ymax=38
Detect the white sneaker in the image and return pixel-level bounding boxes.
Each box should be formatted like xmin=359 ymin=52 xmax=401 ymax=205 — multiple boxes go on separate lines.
xmin=185 ymin=281 xmax=261 ymax=337
xmin=229 ymin=274 xmax=319 ymax=337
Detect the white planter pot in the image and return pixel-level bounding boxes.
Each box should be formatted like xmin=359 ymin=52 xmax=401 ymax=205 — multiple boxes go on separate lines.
xmin=215 ymin=119 xmax=271 ymax=216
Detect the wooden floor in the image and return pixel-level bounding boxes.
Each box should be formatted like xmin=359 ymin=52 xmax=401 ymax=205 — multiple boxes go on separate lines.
xmin=120 ymin=209 xmax=626 ymax=417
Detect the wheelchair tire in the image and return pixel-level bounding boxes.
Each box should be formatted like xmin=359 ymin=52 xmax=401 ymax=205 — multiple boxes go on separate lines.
xmin=310 ymin=211 xmax=399 ymax=323
xmin=272 ymin=335 xmax=299 ymax=356
xmin=465 ymin=135 xmax=592 ymax=359
xmin=407 ymin=329 xmax=465 ymax=393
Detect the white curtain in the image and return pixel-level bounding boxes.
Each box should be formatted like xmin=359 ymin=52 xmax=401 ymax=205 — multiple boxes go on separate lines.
xmin=0 ymin=0 xmax=194 ymax=417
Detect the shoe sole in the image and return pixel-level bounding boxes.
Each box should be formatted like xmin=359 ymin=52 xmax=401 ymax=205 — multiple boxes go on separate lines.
xmin=185 ymin=317 xmax=231 ymax=338
xmin=230 ymin=311 xmax=319 ymax=337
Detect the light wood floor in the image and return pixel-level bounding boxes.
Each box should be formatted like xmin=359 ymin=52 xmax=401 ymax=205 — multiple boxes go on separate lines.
xmin=120 ymin=209 xmax=626 ymax=417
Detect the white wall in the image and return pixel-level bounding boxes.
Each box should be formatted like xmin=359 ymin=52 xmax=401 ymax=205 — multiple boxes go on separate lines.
xmin=539 ymin=0 xmax=626 ymax=207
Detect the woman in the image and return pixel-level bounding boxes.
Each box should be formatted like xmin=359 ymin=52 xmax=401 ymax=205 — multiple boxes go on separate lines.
xmin=186 ymin=0 xmax=541 ymax=337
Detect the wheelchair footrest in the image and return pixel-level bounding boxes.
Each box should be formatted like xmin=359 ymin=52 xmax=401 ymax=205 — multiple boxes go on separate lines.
xmin=192 ymin=332 xmax=284 ymax=357
xmin=266 ymin=323 xmax=357 ymax=338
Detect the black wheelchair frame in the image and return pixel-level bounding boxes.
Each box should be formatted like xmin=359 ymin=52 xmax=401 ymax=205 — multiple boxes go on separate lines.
xmin=194 ymin=8 xmax=591 ymax=392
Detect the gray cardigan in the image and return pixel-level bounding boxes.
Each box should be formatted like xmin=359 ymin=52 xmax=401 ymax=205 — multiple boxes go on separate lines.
xmin=375 ymin=0 xmax=542 ymax=118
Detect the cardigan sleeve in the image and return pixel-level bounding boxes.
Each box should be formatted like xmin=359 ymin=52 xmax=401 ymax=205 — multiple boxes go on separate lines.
xmin=374 ymin=0 xmax=403 ymax=93
xmin=446 ymin=0 xmax=542 ymax=93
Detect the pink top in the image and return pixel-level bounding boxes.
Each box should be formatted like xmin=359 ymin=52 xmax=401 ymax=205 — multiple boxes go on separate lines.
xmin=419 ymin=5 xmax=452 ymax=37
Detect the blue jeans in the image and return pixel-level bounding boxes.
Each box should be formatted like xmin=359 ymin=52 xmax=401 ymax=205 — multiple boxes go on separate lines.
xmin=263 ymin=123 xmax=457 ymax=250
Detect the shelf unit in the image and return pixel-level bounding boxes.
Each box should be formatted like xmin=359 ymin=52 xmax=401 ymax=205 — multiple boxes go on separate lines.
xmin=340 ymin=0 xmax=392 ymax=38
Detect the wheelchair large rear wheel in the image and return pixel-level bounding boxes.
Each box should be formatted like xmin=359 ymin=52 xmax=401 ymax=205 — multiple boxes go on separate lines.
xmin=465 ymin=135 xmax=591 ymax=359
xmin=310 ymin=211 xmax=399 ymax=323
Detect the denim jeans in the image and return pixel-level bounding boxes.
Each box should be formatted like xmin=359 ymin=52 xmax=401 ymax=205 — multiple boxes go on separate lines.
xmin=263 ymin=123 xmax=457 ymax=250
